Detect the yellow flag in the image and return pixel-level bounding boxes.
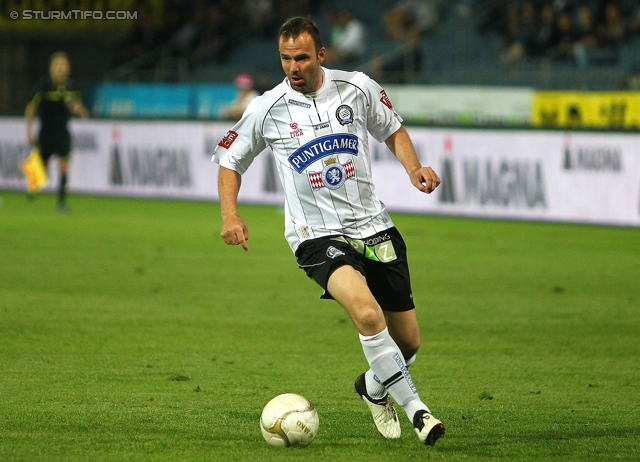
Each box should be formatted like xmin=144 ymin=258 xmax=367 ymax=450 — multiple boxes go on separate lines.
xmin=21 ymin=148 xmax=48 ymax=193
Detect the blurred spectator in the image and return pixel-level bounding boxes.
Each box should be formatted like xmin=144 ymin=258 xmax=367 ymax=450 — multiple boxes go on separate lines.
xmin=222 ymin=73 xmax=259 ymax=120
xmin=383 ymin=0 xmax=443 ymax=38
xmin=412 ymin=0 xmax=443 ymax=36
xmin=274 ymin=0 xmax=311 ymax=24
xmin=323 ymin=9 xmax=367 ymax=66
xmin=169 ymin=1 xmax=208 ymax=58
xmin=499 ymin=1 xmax=539 ymax=63
xmin=547 ymin=9 xmax=578 ymax=61
xmin=372 ymin=30 xmax=422 ymax=83
xmin=596 ymin=1 xmax=625 ymax=48
xmin=189 ymin=1 xmax=241 ymax=66
xmin=113 ymin=8 xmax=164 ymax=67
xmin=244 ymin=0 xmax=277 ymax=38
xmin=496 ymin=1 xmax=634 ymax=67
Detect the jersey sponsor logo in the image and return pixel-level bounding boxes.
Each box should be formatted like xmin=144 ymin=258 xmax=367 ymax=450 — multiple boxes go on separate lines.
xmin=335 ymin=104 xmax=354 ymax=125
xmin=288 ymin=133 xmax=359 ymax=173
xmin=362 ymin=233 xmax=391 ymax=246
xmin=379 ymin=90 xmax=393 ymax=109
xmin=288 ymin=98 xmax=311 ymax=108
xmin=326 ymin=246 xmax=345 ymax=259
xmin=313 ymin=122 xmax=330 ymax=131
xmin=217 ymin=130 xmax=238 ymax=149
xmin=309 ymin=159 xmax=355 ymax=190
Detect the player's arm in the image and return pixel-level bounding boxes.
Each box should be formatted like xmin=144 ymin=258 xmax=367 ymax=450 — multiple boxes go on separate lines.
xmin=218 ymin=166 xmax=249 ymax=251
xmin=385 ymin=126 xmax=440 ymax=194
xmin=24 ymin=101 xmax=36 ymax=145
xmin=71 ymin=99 xmax=89 ymax=118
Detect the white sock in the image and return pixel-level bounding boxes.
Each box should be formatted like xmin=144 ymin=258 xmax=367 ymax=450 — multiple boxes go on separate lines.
xmin=365 ymin=352 xmax=417 ymax=400
xmin=359 ymin=328 xmax=430 ymax=421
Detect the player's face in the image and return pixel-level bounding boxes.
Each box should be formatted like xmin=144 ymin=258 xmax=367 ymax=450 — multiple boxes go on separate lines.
xmin=50 ymin=57 xmax=71 ymax=84
xmin=279 ymin=32 xmax=325 ymax=94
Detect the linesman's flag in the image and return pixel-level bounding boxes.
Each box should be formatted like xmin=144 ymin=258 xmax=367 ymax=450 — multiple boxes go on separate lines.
xmin=21 ymin=148 xmax=48 ymax=193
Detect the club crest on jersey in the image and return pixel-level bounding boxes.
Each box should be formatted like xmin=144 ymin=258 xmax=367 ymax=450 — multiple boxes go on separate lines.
xmin=217 ymin=130 xmax=238 ymax=149
xmin=308 ymin=157 xmax=356 ymax=190
xmin=335 ymin=104 xmax=354 ymax=125
xmin=380 ymin=90 xmax=393 ymax=109
xmin=288 ymin=133 xmax=358 ymax=173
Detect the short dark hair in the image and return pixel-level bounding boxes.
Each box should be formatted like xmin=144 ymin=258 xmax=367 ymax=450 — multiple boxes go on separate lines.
xmin=278 ymin=17 xmax=323 ymax=52
xmin=50 ymin=51 xmax=69 ymax=64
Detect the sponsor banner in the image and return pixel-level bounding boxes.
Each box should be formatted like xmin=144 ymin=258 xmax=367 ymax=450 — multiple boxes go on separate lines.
xmin=532 ymin=91 xmax=640 ymax=129
xmin=0 ymin=118 xmax=279 ymax=204
xmin=384 ymin=85 xmax=534 ymax=126
xmin=89 ymin=83 xmax=238 ymax=119
xmin=1 ymin=118 xmax=638 ymax=226
xmin=371 ymin=128 xmax=640 ymax=226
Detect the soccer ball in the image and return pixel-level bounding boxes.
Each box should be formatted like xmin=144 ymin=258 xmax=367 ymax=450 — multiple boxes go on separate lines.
xmin=260 ymin=393 xmax=319 ymax=447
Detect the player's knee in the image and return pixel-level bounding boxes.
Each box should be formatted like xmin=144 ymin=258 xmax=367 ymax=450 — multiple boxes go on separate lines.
xmin=353 ymin=305 xmax=385 ymax=334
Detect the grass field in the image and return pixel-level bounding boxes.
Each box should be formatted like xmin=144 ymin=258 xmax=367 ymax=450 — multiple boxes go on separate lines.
xmin=1 ymin=190 xmax=639 ymax=461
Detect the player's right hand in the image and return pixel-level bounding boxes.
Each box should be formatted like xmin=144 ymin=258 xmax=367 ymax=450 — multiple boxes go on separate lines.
xmin=221 ymin=215 xmax=249 ymax=251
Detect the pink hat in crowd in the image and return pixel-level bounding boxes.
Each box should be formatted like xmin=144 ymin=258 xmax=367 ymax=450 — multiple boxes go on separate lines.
xmin=235 ymin=73 xmax=254 ymax=90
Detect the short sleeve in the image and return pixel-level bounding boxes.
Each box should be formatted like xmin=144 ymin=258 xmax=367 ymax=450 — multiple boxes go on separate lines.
xmin=363 ymin=76 xmax=403 ymax=143
xmin=212 ymin=97 xmax=267 ymax=175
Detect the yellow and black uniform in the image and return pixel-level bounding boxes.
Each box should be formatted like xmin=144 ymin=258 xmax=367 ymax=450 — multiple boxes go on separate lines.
xmin=30 ymin=77 xmax=82 ymax=164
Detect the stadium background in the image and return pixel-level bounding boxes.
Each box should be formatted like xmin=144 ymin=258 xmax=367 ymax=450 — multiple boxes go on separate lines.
xmin=1 ymin=0 xmax=639 ymax=226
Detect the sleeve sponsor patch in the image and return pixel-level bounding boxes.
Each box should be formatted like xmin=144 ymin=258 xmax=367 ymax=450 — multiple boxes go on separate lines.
xmin=217 ymin=130 xmax=238 ymax=149
xmin=379 ymin=90 xmax=393 ymax=109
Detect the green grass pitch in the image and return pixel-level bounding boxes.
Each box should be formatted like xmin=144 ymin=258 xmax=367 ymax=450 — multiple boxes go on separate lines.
xmin=1 ymin=191 xmax=639 ymax=461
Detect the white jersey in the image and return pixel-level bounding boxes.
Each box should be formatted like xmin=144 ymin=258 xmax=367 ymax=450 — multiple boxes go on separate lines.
xmin=213 ymin=67 xmax=402 ymax=253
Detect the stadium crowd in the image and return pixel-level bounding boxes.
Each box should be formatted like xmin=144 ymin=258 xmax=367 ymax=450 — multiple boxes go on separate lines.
xmin=485 ymin=0 xmax=640 ymax=67
xmin=113 ymin=0 xmax=317 ymax=69
xmin=110 ymin=0 xmax=640 ymax=81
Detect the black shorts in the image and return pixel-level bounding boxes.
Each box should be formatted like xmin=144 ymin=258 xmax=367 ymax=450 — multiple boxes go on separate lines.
xmin=39 ymin=132 xmax=71 ymax=164
xmin=295 ymin=227 xmax=415 ymax=312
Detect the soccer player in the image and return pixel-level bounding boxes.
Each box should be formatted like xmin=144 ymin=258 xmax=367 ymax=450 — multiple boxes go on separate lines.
xmin=25 ymin=51 xmax=89 ymax=211
xmin=213 ymin=17 xmax=445 ymax=446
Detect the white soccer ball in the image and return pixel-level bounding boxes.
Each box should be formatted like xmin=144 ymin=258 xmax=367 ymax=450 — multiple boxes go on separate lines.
xmin=260 ymin=393 xmax=319 ymax=447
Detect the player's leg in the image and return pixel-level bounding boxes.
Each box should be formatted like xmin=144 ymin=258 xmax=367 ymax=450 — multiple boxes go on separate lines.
xmin=296 ymin=239 xmax=402 ymax=438
xmin=31 ymin=140 xmax=52 ymax=201
xmin=53 ymin=131 xmax=71 ymax=211
xmin=364 ymin=309 xmax=420 ymax=399
xmin=355 ymin=227 xmax=444 ymax=445
xmin=328 ymin=265 xmax=442 ymax=445
xmin=326 ymin=265 xmax=401 ymax=438
xmin=385 ymin=309 xmax=420 ymax=360
xmin=58 ymin=155 xmax=69 ymax=210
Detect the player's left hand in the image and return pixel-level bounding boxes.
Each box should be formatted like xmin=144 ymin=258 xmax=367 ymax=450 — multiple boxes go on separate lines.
xmin=409 ymin=166 xmax=441 ymax=194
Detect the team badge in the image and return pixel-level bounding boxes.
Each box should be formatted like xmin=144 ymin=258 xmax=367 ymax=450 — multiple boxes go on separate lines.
xmin=335 ymin=104 xmax=354 ymax=125
xmin=326 ymin=246 xmax=345 ymax=259
xmin=308 ymin=157 xmax=355 ymax=190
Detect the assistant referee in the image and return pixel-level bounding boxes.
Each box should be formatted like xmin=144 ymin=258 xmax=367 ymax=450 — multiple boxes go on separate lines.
xmin=25 ymin=51 xmax=89 ymax=211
